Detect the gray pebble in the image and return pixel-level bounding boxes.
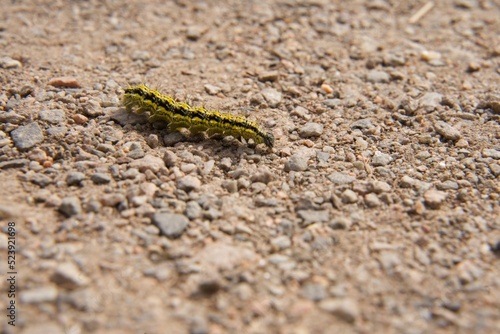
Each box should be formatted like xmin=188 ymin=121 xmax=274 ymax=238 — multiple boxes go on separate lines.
xmin=261 ymin=88 xmax=282 ymax=108
xmin=372 ymin=151 xmax=393 ymax=166
xmin=258 ymin=70 xmax=279 ymax=82
xmin=436 ymin=180 xmax=459 ymax=190
xmin=299 ymin=122 xmax=324 ymax=138
xmin=96 ymin=143 xmax=115 ymax=153
xmin=83 ymin=99 xmax=103 ymax=117
xmin=323 ymin=99 xmax=342 ymax=108
xmin=250 ymin=168 xmax=273 ymax=184
xmin=434 ymin=121 xmax=461 ymax=141
xmin=0 ymin=111 xmax=26 ymax=124
xmin=66 ymin=172 xmax=85 ymax=186
xmin=328 ymin=172 xmax=355 ymax=185
xmin=39 ymin=109 xmax=65 ymax=124
xmin=177 ymin=175 xmax=201 ymax=192
xmin=100 ymin=193 xmax=126 ymax=207
xmin=482 ymin=149 xmax=500 ymax=159
xmin=341 ymin=189 xmax=358 ymax=204
xmin=366 ymin=70 xmax=390 ymax=83
xmin=185 ymin=201 xmax=202 ymax=219
xmin=219 ymin=157 xmax=232 ymax=171
xmin=222 ymin=180 xmax=238 ymax=193
xmin=0 ymin=158 xmax=29 ymax=170
xmin=371 ymin=180 xmax=391 ymax=193
xmin=364 ymin=193 xmax=380 ymax=207
xmin=350 ymin=118 xmax=374 ymax=130
xmin=59 ymin=196 xmax=82 ymax=217
xmin=123 ymin=168 xmax=140 ymax=179
xmin=128 ymin=147 xmax=145 ymax=159
xmin=11 ymin=122 xmax=44 ymax=150
xmin=152 ymin=212 xmax=188 ymax=238
xmin=271 ymin=235 xmax=291 ymax=250
xmin=284 ymin=154 xmax=308 ymax=171
xmin=91 ymin=173 xmax=111 ymax=184
xmin=86 ymin=199 xmax=101 ymax=213
xmin=301 ymin=283 xmax=326 ymax=301
xmin=31 ymin=173 xmax=53 ymax=188
xmin=163 ymin=150 xmax=178 ymax=167
xmin=297 ymin=210 xmax=329 ymax=225
xmin=328 ymin=217 xmax=352 ymax=230
xmin=47 ymin=126 xmax=67 ymax=137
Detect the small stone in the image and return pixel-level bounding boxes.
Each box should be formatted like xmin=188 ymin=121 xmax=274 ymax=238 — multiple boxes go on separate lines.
xmin=48 ymin=76 xmax=81 ymax=88
xmin=11 ymin=122 xmax=44 ymax=150
xmin=372 ymin=181 xmax=391 ymax=193
xmin=129 ymin=155 xmax=165 ymax=173
xmin=436 ymin=180 xmax=459 ymax=190
xmin=424 ymin=189 xmax=447 ymax=209
xmin=350 ymin=118 xmax=374 ymax=129
xmin=73 ymin=114 xmax=88 ymax=124
xmin=0 ymin=56 xmax=22 ymax=69
xmin=185 ymin=201 xmax=202 ymax=220
xmin=204 ymin=84 xmax=221 ymax=95
xmin=250 ymin=168 xmax=273 ymax=184
xmin=297 ymin=210 xmax=329 ymax=225
xmin=0 ymin=158 xmax=29 ymax=169
xmin=421 ymin=50 xmax=442 ymax=62
xmin=489 ymin=163 xmax=500 ymax=177
xmin=152 ymin=212 xmax=188 ymax=238
xmin=51 ymin=262 xmax=90 ymax=289
xmin=321 ymin=83 xmax=334 ymax=94
xmin=186 ymin=26 xmax=206 ymax=40
xmin=365 ymin=193 xmax=380 ymax=207
xmin=328 ymin=172 xmax=355 ymax=185
xmin=434 ymin=121 xmax=461 ymax=141
xmin=163 ymin=150 xmax=178 ymax=167
xmin=258 ymin=71 xmax=279 ymax=82
xmin=271 ymin=235 xmax=291 ymax=251
xmin=177 ymin=175 xmax=201 ymax=192
xmin=366 ymin=70 xmax=390 ymax=83
xmin=66 ymin=172 xmax=85 ymax=186
xmin=284 ymin=154 xmax=308 ymax=172
xmin=371 ymin=151 xmax=392 ymax=166
xmin=39 ymin=109 xmax=65 ymax=124
xmin=31 ymin=174 xmax=52 ymax=188
xmin=20 ymin=285 xmax=58 ymax=304
xmin=219 ymin=157 xmax=232 ymax=171
xmin=299 ymin=122 xmax=324 ymax=138
xmin=222 ymin=179 xmax=238 ymax=193
xmin=482 ymin=149 xmax=500 ymax=159
xmin=130 ymin=50 xmax=150 ymax=61
xmin=328 ymin=217 xmax=352 ymax=230
xmin=59 ymin=196 xmax=82 ymax=217
xmin=147 ymin=134 xmax=159 ymax=148
xmin=100 ymin=193 xmax=126 ymax=207
xmin=0 ymin=111 xmax=25 ymax=124
xmin=83 ymin=99 xmax=103 ymax=117
xmin=319 ymin=298 xmax=359 ymax=323
xmin=261 ymin=88 xmax=282 ymax=108
xmin=91 ymin=173 xmax=111 ymax=184
xmin=341 ymin=189 xmax=358 ymax=204
xmin=301 ymin=283 xmax=326 ymax=301
xmin=419 ymin=92 xmax=443 ymax=110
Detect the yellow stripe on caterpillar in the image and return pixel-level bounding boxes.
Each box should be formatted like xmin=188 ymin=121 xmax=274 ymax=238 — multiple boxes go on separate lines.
xmin=122 ymin=84 xmax=274 ymax=148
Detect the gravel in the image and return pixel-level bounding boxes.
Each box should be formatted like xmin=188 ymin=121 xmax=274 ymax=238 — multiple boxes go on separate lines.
xmin=10 ymin=122 xmax=44 ymax=150
xmin=152 ymin=212 xmax=189 ymax=238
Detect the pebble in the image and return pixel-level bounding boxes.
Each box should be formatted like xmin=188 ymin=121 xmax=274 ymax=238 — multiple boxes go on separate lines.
xmin=482 ymin=149 xmax=500 ymax=159
xmin=301 ymin=283 xmax=326 ymax=301
xmin=73 ymin=114 xmax=88 ymax=124
xmin=48 ymin=76 xmax=81 ymax=88
xmin=91 ymin=173 xmax=112 ymax=184
xmin=371 ymin=151 xmax=392 ymax=166
xmin=130 ymin=50 xmax=150 ymax=61
xmin=185 ymin=201 xmax=202 ymax=219
xmin=328 ymin=172 xmax=355 ymax=185
xmin=177 ymin=175 xmax=201 ymax=192
xmin=83 ymin=99 xmax=103 ymax=117
xmin=51 ymin=262 xmax=90 ymax=289
xmin=299 ymin=122 xmax=324 ymax=138
xmin=436 ymin=180 xmax=459 ymax=190
xmin=366 ymin=70 xmax=390 ymax=83
xmin=66 ymin=172 xmax=85 ymax=186
xmin=129 ymin=155 xmax=165 ymax=173
xmin=0 ymin=158 xmax=29 ymax=169
xmin=204 ymin=84 xmax=221 ymax=95
xmin=39 ymin=109 xmax=65 ymax=124
xmin=319 ymin=298 xmax=359 ymax=323
xmin=259 ymin=70 xmax=279 ymax=82
xmin=271 ymin=235 xmax=291 ymax=251
xmin=10 ymin=122 xmax=44 ymax=150
xmin=350 ymin=118 xmax=374 ymax=130
xmin=341 ymin=189 xmax=358 ymax=204
xmin=100 ymin=193 xmax=126 ymax=207
xmin=219 ymin=157 xmax=232 ymax=171
xmin=163 ymin=150 xmax=178 ymax=167
xmin=250 ymin=168 xmax=273 ymax=184
xmin=434 ymin=121 xmax=461 ymax=141
xmin=284 ymin=154 xmax=308 ymax=172
xmin=0 ymin=56 xmax=22 ymax=69
xmin=419 ymin=92 xmax=443 ymax=110
xmin=222 ymin=180 xmax=238 ymax=193
xmin=372 ymin=181 xmax=391 ymax=193
xmin=297 ymin=210 xmax=329 ymax=225
xmin=31 ymin=174 xmax=53 ymax=188
xmin=152 ymin=212 xmax=188 ymax=238
xmin=261 ymin=88 xmax=282 ymax=108
xmin=19 ymin=285 xmax=58 ymax=304
xmin=291 ymin=106 xmax=310 ymax=119
xmin=186 ymin=26 xmax=206 ymax=40
xmin=0 ymin=111 xmax=26 ymax=124
xmin=59 ymin=196 xmax=82 ymax=216
xmin=364 ymin=193 xmax=380 ymax=207
xmin=328 ymin=217 xmax=352 ymax=230
xmin=423 ymin=189 xmax=447 ymax=209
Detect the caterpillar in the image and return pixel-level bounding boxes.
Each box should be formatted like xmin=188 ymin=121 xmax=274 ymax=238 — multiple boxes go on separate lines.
xmin=122 ymin=84 xmax=274 ymax=148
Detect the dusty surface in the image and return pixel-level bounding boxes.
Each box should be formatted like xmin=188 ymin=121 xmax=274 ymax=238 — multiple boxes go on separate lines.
xmin=1 ymin=0 xmax=500 ymax=333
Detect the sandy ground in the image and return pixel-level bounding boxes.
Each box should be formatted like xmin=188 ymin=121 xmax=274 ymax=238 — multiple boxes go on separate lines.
xmin=0 ymin=0 xmax=499 ymax=333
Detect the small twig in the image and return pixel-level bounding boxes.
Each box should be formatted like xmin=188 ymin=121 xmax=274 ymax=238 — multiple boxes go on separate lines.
xmin=409 ymin=1 xmax=435 ymax=24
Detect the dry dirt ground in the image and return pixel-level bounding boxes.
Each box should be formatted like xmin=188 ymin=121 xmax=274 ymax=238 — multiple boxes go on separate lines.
xmin=1 ymin=0 xmax=500 ymax=333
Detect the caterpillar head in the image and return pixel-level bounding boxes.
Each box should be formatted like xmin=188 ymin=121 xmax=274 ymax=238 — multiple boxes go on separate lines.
xmin=263 ymin=132 xmax=274 ymax=148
